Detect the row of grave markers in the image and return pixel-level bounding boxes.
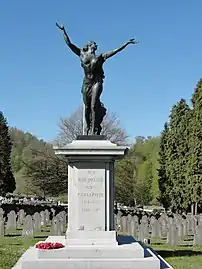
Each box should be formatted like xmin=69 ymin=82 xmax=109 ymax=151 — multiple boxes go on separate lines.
xmin=1 ymin=207 xmax=202 ymax=246
xmin=116 ymin=212 xmax=202 ymax=246
xmin=0 ymin=208 xmax=67 ymax=237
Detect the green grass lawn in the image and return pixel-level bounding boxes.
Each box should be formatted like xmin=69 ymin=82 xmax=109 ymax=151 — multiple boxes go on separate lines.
xmin=0 ymin=228 xmax=50 ymax=269
xmin=151 ymin=243 xmax=202 ymax=269
xmin=0 ymin=231 xmax=202 ymax=269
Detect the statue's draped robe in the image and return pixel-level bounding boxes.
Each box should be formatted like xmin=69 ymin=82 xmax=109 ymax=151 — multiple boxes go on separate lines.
xmin=81 ymin=53 xmax=107 ymax=133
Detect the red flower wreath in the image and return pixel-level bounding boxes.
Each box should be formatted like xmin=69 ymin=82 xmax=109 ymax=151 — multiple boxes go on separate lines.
xmin=35 ymin=242 xmax=65 ymax=250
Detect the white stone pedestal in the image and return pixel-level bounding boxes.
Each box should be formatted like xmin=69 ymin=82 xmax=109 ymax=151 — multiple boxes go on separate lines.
xmin=13 ymin=136 xmax=173 ymax=269
xmin=59 ymin=136 xmax=126 ymax=246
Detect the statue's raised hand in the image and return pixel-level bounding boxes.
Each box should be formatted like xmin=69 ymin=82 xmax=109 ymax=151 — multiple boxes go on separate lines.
xmin=56 ymin=22 xmax=65 ymax=31
xmin=128 ymin=38 xmax=139 ymax=45
xmin=56 ymin=22 xmax=71 ymax=45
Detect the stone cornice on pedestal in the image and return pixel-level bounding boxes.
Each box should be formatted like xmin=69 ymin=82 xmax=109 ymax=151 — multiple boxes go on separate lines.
xmin=53 ymin=139 xmax=129 ymax=159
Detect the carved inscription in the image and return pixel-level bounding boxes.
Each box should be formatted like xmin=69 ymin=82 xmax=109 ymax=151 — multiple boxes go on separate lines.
xmin=77 ymin=168 xmax=105 ymax=231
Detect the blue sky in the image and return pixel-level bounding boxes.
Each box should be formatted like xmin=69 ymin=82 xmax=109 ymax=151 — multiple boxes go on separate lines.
xmin=1 ymin=1 xmax=202 ymax=142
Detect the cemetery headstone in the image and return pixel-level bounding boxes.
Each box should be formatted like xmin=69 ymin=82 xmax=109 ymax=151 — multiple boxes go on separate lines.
xmin=40 ymin=211 xmax=45 ymax=226
xmin=151 ymin=219 xmax=161 ymax=238
xmin=121 ymin=216 xmax=128 ymax=234
xmin=182 ymin=219 xmax=188 ymax=237
xmin=149 ymin=216 xmax=156 ymax=233
xmin=176 ymin=220 xmax=183 ymax=242
xmin=18 ymin=209 xmax=25 ymax=225
xmin=6 ymin=210 xmax=17 ymax=231
xmin=191 ymin=216 xmax=197 ymax=234
xmin=51 ymin=208 xmax=56 ymax=217
xmin=61 ymin=211 xmax=67 ymax=227
xmin=186 ymin=213 xmax=192 ymax=235
xmin=116 ymin=211 xmax=122 ymax=229
xmin=0 ymin=218 xmax=5 ymax=237
xmin=22 ymin=215 xmax=34 ymax=237
xmin=141 ymin=215 xmax=148 ymax=224
xmin=199 ymin=214 xmax=202 ymax=225
xmin=159 ymin=217 xmax=167 ymax=237
xmin=33 ymin=212 xmax=41 ymax=233
xmin=44 ymin=209 xmax=50 ymax=225
xmin=168 ymin=217 xmax=174 ymax=225
xmin=193 ymin=224 xmax=202 ymax=246
xmin=167 ymin=223 xmax=178 ymax=245
xmin=138 ymin=221 xmax=149 ymax=242
xmin=50 ymin=216 xmax=62 ymax=236
xmin=126 ymin=214 xmax=132 ymax=235
xmin=131 ymin=217 xmax=139 ymax=238
xmin=134 ymin=214 xmax=139 ymax=224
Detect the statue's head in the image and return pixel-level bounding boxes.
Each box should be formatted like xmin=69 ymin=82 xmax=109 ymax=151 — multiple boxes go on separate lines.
xmin=83 ymin=41 xmax=97 ymax=53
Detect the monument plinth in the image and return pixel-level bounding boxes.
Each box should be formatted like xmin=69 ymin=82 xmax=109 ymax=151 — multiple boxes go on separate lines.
xmin=54 ymin=136 xmax=127 ymax=246
xmin=13 ymin=137 xmax=173 ymax=269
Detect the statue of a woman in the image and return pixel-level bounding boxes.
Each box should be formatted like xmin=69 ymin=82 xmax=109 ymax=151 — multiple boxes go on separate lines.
xmin=56 ymin=23 xmax=138 ymax=135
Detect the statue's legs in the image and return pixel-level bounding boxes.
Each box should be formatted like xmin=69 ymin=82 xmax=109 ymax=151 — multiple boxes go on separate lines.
xmin=96 ymin=102 xmax=107 ymax=135
xmin=91 ymin=82 xmax=102 ymax=134
xmin=83 ymin=93 xmax=91 ymax=135
xmin=85 ymin=106 xmax=91 ymax=135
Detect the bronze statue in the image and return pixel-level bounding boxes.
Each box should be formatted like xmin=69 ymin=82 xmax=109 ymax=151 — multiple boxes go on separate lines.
xmin=56 ymin=22 xmax=138 ymax=135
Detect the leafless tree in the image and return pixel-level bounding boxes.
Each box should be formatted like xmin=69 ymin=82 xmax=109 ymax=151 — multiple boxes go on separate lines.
xmin=55 ymin=106 xmax=128 ymax=146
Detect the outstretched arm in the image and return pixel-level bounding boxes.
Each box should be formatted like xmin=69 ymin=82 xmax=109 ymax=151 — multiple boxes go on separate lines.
xmin=56 ymin=22 xmax=81 ymax=56
xmin=102 ymin=39 xmax=138 ymax=60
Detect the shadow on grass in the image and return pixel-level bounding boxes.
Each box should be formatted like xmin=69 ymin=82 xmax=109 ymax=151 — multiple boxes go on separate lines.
xmin=5 ymin=234 xmax=21 ymax=237
xmin=179 ymin=244 xmax=194 ymax=247
xmin=151 ymin=242 xmax=165 ymax=245
xmin=157 ymin=249 xmax=202 ymax=258
xmin=8 ymin=243 xmax=22 ymax=246
xmin=184 ymin=238 xmax=193 ymax=242
xmin=34 ymin=235 xmax=47 ymax=239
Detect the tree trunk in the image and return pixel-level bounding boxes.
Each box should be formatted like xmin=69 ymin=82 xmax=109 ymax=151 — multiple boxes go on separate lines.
xmin=191 ymin=203 xmax=195 ymax=215
xmin=195 ymin=202 xmax=198 ymax=215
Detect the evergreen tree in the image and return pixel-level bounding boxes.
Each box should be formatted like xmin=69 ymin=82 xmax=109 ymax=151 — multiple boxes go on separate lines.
xmin=158 ymin=122 xmax=170 ymax=210
xmin=188 ymin=79 xmax=202 ymax=214
xmin=115 ymin=157 xmax=136 ymax=205
xmin=166 ymin=99 xmax=191 ymax=212
xmin=0 ymin=112 xmax=16 ymax=195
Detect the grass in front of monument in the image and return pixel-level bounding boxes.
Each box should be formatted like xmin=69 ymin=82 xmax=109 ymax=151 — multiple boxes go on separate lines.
xmin=0 ymin=228 xmax=49 ymax=269
xmin=151 ymin=242 xmax=202 ymax=269
xmin=0 ymin=231 xmax=202 ymax=269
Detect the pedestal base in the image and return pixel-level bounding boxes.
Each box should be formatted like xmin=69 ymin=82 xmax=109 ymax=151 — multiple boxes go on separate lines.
xmin=12 ymin=236 xmax=173 ymax=269
xmin=66 ymin=230 xmax=118 ymax=245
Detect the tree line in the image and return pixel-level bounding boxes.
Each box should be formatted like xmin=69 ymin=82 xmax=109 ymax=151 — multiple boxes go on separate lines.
xmin=0 ymin=79 xmax=201 ymax=213
xmin=158 ymin=79 xmax=202 ymax=214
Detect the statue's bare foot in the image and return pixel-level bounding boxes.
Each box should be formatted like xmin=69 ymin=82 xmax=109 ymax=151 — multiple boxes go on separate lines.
xmin=93 ymin=127 xmax=99 ymax=135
